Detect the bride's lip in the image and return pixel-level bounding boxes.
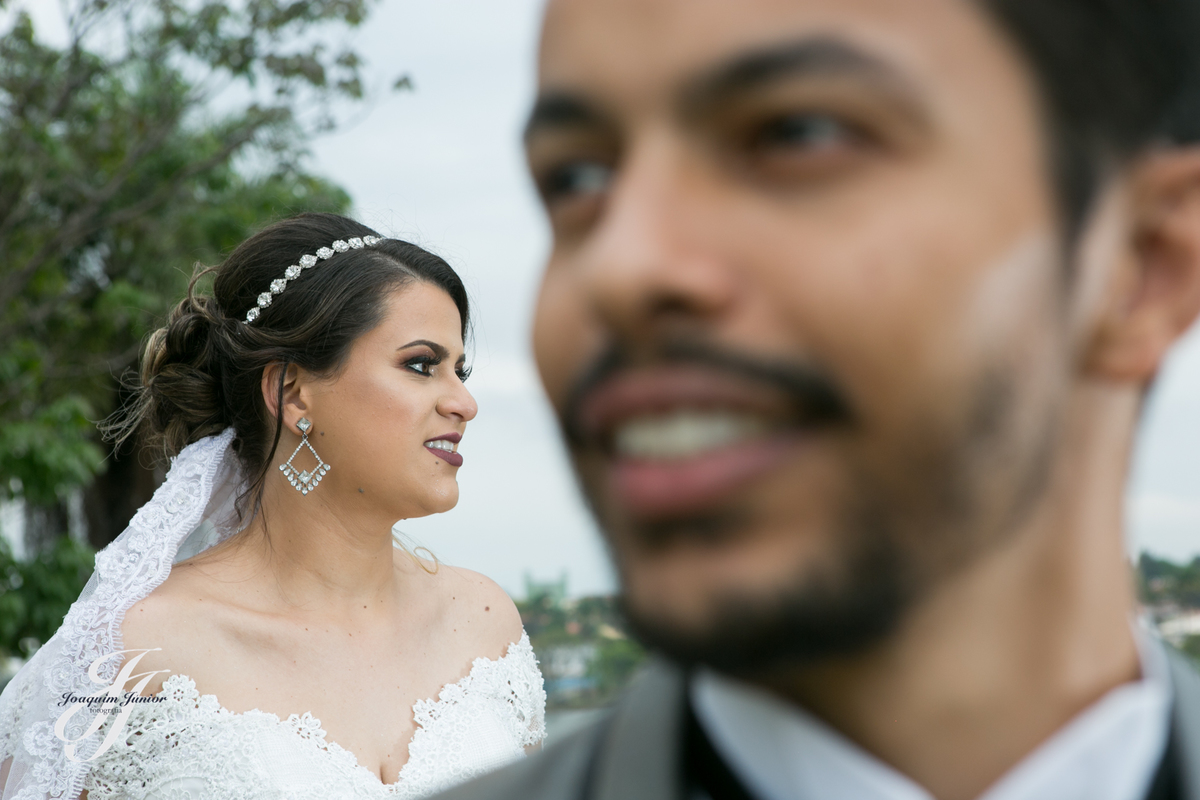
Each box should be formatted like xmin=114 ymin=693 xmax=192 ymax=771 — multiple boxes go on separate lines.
xmin=425 ymin=446 xmax=463 ymax=467
xmin=424 ymin=432 xmax=463 ymax=467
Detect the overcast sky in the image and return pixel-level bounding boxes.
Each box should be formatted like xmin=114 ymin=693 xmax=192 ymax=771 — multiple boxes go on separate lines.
xmin=17 ymin=0 xmax=1200 ymax=598
xmin=303 ymin=0 xmax=1200 ymax=597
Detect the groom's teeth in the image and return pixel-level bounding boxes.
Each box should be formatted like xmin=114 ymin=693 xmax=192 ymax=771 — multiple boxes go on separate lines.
xmin=614 ymin=411 xmax=769 ymax=460
xmin=425 ymin=440 xmax=456 ymax=452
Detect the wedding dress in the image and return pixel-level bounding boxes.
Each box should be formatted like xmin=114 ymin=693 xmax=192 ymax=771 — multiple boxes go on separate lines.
xmin=80 ymin=635 xmax=545 ymax=800
xmin=0 ymin=428 xmax=546 ymax=800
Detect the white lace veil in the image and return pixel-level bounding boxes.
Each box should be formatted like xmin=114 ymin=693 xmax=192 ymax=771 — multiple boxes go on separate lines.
xmin=0 ymin=428 xmax=242 ymax=800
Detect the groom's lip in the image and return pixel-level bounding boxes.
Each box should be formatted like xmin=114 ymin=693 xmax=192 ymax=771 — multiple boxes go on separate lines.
xmin=608 ymin=434 xmax=802 ymax=518
xmin=575 ymin=367 xmax=791 ymax=443
xmin=575 ymin=367 xmax=801 ymax=518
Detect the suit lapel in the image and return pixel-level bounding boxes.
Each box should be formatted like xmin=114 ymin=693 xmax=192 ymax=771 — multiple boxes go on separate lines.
xmin=589 ymin=657 xmax=689 ymax=800
xmin=589 ymin=649 xmax=1200 ymax=800
xmin=1165 ymin=648 xmax=1200 ymax=800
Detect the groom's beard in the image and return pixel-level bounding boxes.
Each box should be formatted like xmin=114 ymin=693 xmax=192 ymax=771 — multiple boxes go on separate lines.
xmin=561 ymin=340 xmax=1057 ymax=677
xmin=617 ymin=502 xmax=912 ymax=675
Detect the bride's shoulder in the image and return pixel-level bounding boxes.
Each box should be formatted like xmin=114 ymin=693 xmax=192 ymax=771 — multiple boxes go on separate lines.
xmin=124 ymin=564 xmax=202 ymax=630
xmin=124 ymin=555 xmax=227 ymax=625
xmin=120 ymin=557 xmax=246 ymax=679
xmin=422 ymin=564 xmax=526 ymax=663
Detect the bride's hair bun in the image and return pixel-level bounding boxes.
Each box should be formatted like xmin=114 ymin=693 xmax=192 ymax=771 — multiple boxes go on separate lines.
xmin=107 ymin=212 xmax=469 ymax=520
xmin=138 ymin=290 xmax=232 ymax=458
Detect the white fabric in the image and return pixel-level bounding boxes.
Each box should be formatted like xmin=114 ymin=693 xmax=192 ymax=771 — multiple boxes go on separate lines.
xmin=691 ymin=630 xmax=1172 ymax=800
xmin=80 ymin=632 xmax=545 ymax=800
xmin=0 ymin=429 xmax=546 ymax=800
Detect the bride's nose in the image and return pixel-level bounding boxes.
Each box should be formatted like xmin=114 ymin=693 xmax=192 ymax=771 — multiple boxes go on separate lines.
xmin=438 ymin=380 xmax=478 ymax=422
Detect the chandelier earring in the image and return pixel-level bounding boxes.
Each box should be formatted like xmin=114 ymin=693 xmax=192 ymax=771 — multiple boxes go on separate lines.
xmin=279 ymin=417 xmax=330 ymax=495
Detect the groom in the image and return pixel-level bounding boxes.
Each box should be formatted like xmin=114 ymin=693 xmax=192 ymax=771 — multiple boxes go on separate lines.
xmin=446 ymin=0 xmax=1200 ymax=797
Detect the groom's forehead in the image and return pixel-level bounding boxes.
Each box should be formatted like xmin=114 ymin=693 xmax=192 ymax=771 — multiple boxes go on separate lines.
xmin=535 ymin=0 xmax=1026 ymax=120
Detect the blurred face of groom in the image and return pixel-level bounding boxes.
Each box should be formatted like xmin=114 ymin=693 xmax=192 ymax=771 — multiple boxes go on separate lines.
xmin=525 ymin=0 xmax=1118 ymax=672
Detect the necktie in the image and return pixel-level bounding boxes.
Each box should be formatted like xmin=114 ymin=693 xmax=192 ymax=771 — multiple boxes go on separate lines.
xmin=683 ymin=699 xmax=759 ymax=800
xmin=1144 ymin=720 xmax=1183 ymax=800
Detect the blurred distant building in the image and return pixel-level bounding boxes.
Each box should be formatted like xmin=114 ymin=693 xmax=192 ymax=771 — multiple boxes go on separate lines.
xmin=1159 ymin=611 xmax=1200 ymax=645
xmin=517 ymin=575 xmax=646 ymax=709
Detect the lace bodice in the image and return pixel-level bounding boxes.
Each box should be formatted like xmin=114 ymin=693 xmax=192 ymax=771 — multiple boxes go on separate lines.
xmin=80 ymin=633 xmax=546 ymax=800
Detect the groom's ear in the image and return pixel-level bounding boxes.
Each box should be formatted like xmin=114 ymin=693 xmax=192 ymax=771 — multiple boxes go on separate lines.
xmin=261 ymin=362 xmax=309 ymax=435
xmin=1084 ymin=148 xmax=1200 ymax=382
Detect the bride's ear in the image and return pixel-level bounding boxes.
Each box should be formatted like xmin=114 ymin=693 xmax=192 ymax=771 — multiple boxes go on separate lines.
xmin=261 ymin=362 xmax=309 ymax=435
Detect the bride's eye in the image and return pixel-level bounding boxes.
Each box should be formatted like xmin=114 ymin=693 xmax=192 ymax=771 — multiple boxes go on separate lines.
xmin=405 ymin=356 xmax=439 ymax=376
xmin=456 ymin=365 xmax=472 ymax=383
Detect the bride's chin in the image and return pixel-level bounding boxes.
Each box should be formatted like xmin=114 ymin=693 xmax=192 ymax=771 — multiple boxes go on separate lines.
xmin=418 ymin=483 xmax=461 ymax=515
xmin=434 ymin=490 xmax=461 ymax=514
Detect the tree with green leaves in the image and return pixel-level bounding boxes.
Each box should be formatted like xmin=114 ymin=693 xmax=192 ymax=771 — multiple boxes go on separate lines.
xmin=0 ymin=0 xmax=392 ymax=554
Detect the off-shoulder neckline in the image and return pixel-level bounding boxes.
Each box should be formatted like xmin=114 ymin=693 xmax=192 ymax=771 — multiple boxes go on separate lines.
xmin=149 ymin=630 xmax=535 ymax=790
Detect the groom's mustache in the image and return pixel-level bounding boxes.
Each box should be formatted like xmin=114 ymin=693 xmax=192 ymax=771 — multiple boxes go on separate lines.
xmin=559 ymin=339 xmax=858 ymax=448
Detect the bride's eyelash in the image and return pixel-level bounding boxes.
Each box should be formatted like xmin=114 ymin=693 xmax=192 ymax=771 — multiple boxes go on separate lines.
xmin=404 ymin=355 xmax=440 ymax=375
xmin=404 ymin=355 xmax=471 ymax=382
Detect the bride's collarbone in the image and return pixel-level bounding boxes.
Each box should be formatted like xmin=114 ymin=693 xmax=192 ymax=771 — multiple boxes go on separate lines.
xmin=119 ymin=598 xmax=416 ymax=700
xmin=116 ymin=568 xmax=518 ymax=707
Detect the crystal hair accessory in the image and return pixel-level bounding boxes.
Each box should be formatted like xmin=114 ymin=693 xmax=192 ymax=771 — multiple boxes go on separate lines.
xmin=242 ymin=234 xmax=383 ymax=324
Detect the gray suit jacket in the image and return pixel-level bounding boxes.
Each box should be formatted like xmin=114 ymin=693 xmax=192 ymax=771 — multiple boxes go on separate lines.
xmin=435 ymin=648 xmax=1200 ymax=800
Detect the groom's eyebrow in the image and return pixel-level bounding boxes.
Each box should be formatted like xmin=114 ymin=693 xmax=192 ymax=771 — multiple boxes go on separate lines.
xmin=524 ymin=37 xmax=919 ymax=142
xmin=680 ymin=37 xmax=908 ymax=114
xmin=524 ymin=94 xmax=614 ymax=143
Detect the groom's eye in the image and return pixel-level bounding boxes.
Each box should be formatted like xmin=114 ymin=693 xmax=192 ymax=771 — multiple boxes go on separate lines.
xmin=539 ymin=160 xmax=612 ymax=204
xmin=534 ymin=157 xmax=613 ymax=232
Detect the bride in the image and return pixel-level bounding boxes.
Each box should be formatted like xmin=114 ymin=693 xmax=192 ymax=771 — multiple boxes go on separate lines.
xmin=0 ymin=213 xmax=546 ymax=800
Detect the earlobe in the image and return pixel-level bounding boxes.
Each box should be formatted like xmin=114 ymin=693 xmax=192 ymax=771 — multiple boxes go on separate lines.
xmin=1083 ymin=149 xmax=1200 ymax=383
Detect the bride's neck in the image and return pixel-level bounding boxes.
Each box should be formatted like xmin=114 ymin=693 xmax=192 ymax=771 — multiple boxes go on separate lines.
xmin=232 ymin=477 xmax=403 ymax=611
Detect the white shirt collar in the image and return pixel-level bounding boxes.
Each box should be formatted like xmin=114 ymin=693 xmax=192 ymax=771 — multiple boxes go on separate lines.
xmin=691 ymin=625 xmax=1173 ymax=800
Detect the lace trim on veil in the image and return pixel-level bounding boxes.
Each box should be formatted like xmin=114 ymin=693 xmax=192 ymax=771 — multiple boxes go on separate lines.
xmin=0 ymin=428 xmax=240 ymax=800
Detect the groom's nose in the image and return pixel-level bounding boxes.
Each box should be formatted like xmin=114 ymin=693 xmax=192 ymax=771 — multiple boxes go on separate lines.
xmin=573 ymin=134 xmax=741 ymax=346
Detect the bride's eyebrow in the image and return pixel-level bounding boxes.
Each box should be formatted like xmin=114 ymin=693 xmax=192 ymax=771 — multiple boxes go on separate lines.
xmin=397 ymin=339 xmax=449 ymax=358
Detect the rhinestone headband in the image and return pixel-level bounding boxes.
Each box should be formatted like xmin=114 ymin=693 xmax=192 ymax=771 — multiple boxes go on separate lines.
xmin=242 ymin=234 xmax=383 ymax=324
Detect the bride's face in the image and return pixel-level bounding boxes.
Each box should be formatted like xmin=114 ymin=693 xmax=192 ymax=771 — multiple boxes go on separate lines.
xmin=299 ymin=281 xmax=476 ymax=521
